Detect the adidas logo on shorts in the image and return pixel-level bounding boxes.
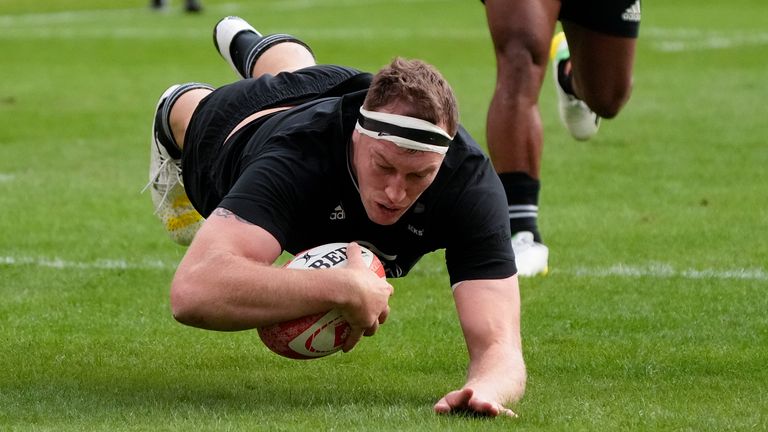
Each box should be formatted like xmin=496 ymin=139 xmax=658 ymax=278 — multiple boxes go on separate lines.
xmin=622 ymin=0 xmax=641 ymax=22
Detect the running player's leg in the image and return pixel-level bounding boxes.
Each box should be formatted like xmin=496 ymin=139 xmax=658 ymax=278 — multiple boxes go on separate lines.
xmin=561 ymin=22 xmax=636 ymax=119
xmin=557 ymin=0 xmax=640 ymax=120
xmin=484 ymin=0 xmax=559 ymax=276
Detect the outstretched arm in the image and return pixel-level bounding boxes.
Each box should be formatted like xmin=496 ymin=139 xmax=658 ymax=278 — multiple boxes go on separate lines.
xmin=434 ymin=275 xmax=526 ymax=417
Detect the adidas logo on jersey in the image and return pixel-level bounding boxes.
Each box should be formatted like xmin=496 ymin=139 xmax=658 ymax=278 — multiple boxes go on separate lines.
xmin=622 ymin=0 xmax=641 ymax=22
xmin=329 ymin=204 xmax=345 ymax=221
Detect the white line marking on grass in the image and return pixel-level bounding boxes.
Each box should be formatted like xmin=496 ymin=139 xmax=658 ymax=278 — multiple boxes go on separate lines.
xmin=0 ymin=1 xmax=485 ymax=41
xmin=2 ymin=255 xmax=765 ymax=281
xmin=565 ymin=263 xmax=767 ymax=281
xmin=0 ymin=26 xmax=487 ymax=41
xmin=271 ymin=0 xmax=453 ymax=11
xmin=0 ymin=0 xmax=441 ymax=26
xmin=0 ymin=27 xmax=203 ymax=40
xmin=645 ymin=27 xmax=768 ymax=52
xmin=0 ymin=256 xmax=175 ymax=271
xmin=0 ymin=173 xmax=16 ymax=183
xmin=298 ymin=28 xmax=487 ymax=41
xmin=0 ymin=3 xmax=243 ymax=25
xmin=0 ymin=8 xmax=138 ymax=25
xmin=2 ymin=12 xmax=766 ymax=50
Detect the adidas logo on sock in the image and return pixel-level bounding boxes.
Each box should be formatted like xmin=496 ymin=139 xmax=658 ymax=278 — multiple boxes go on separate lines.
xmin=622 ymin=0 xmax=641 ymax=22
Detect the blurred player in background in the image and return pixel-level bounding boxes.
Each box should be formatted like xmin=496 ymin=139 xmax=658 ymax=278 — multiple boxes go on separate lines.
xmin=150 ymin=0 xmax=202 ymax=13
xmin=483 ymin=0 xmax=641 ymax=276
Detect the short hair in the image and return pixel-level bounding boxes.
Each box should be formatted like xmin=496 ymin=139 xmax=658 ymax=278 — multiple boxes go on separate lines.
xmin=363 ymin=57 xmax=459 ymax=137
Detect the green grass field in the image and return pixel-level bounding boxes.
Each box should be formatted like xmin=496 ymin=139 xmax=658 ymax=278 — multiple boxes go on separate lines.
xmin=1 ymin=0 xmax=767 ymax=430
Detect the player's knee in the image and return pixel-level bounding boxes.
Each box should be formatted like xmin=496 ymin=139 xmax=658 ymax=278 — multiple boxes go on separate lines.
xmin=584 ymin=82 xmax=632 ymax=119
xmin=250 ymin=36 xmax=316 ymax=77
xmin=495 ymin=49 xmax=546 ymax=98
xmin=256 ymin=42 xmax=315 ymax=74
xmin=165 ymin=83 xmax=213 ymax=146
xmin=493 ymin=35 xmax=549 ymax=96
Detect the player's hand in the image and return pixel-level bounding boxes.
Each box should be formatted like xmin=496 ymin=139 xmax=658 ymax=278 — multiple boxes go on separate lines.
xmin=434 ymin=388 xmax=517 ymax=418
xmin=340 ymin=242 xmax=393 ymax=352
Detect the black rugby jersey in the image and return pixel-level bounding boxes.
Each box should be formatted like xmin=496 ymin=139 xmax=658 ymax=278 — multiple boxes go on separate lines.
xmin=212 ymin=90 xmax=516 ymax=284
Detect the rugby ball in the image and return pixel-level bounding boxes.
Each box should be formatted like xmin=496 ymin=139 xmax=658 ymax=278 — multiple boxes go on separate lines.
xmin=257 ymin=243 xmax=386 ymax=359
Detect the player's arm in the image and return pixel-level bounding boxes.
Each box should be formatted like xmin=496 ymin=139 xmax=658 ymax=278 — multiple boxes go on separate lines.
xmin=434 ymin=275 xmax=526 ymax=417
xmin=169 ymin=208 xmax=393 ymax=337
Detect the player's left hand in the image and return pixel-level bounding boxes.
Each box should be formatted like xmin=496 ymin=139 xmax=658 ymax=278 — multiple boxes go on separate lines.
xmin=433 ymin=388 xmax=517 ymax=418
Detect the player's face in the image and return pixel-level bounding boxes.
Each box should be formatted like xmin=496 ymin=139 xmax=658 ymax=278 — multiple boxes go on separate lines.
xmin=351 ymin=131 xmax=444 ymax=225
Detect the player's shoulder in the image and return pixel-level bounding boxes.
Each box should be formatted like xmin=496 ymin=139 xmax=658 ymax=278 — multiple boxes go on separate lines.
xmin=430 ymin=125 xmax=504 ymax=205
xmin=443 ymin=125 xmax=492 ymax=172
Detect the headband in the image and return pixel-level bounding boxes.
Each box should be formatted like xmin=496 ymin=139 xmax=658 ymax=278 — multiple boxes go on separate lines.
xmin=355 ymin=107 xmax=453 ymax=155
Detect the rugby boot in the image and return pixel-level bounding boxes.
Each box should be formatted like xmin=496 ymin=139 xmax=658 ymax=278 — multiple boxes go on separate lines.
xmin=551 ymin=32 xmax=600 ymax=141
xmin=511 ymin=231 xmax=549 ymax=277
xmin=143 ymin=85 xmax=204 ymax=246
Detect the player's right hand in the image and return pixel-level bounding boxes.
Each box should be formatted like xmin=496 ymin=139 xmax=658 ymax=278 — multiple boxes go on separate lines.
xmin=340 ymin=242 xmax=393 ymax=352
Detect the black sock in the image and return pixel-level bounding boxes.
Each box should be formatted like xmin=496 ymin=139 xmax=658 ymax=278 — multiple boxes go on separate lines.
xmin=230 ymin=31 xmax=264 ymax=78
xmin=153 ymin=100 xmax=182 ymax=159
xmin=557 ymin=59 xmax=575 ymax=96
xmin=497 ymin=172 xmax=542 ymax=243
xmin=153 ymin=83 xmax=213 ymax=160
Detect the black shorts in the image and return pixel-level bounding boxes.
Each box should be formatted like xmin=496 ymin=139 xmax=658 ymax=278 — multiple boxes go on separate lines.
xmin=182 ymin=64 xmax=372 ymax=214
xmin=560 ymin=0 xmax=641 ymax=38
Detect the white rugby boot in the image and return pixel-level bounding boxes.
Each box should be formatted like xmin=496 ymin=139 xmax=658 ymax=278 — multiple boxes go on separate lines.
xmin=143 ymin=85 xmax=204 ymax=246
xmin=511 ymin=231 xmax=549 ymax=277
xmin=213 ymin=16 xmax=261 ymax=79
xmin=550 ymin=32 xmax=600 ymax=141
xmin=213 ymin=16 xmax=314 ymax=79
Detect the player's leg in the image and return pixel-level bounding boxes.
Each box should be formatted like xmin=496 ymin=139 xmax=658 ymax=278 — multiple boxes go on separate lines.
xmin=561 ymin=22 xmax=636 ymax=119
xmin=145 ymin=83 xmax=213 ymax=246
xmin=166 ymin=87 xmax=212 ymax=151
xmin=484 ymin=0 xmax=559 ymax=276
xmin=150 ymin=0 xmax=166 ymax=11
xmin=554 ymin=0 xmax=640 ymax=139
xmin=213 ymin=16 xmax=316 ymax=79
xmin=185 ymin=0 xmax=202 ymax=13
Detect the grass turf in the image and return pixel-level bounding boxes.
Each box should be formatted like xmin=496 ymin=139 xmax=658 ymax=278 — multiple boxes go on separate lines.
xmin=1 ymin=0 xmax=767 ymax=430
